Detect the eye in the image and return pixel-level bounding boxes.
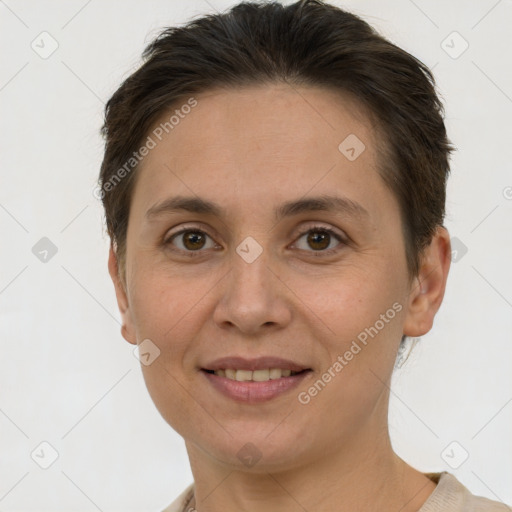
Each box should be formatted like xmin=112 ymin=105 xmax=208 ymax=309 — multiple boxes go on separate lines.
xmin=292 ymin=225 xmax=346 ymax=255
xmin=163 ymin=224 xmax=346 ymax=257
xmin=164 ymin=228 xmax=218 ymax=254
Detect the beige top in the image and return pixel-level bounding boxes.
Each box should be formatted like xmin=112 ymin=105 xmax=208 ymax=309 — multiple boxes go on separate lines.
xmin=161 ymin=472 xmax=511 ymax=512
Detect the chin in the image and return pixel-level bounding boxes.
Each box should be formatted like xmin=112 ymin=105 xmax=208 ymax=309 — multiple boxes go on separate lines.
xmin=192 ymin=423 xmax=315 ymax=473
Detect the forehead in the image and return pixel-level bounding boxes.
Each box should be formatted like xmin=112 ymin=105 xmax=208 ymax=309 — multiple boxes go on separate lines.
xmin=156 ymin=83 xmax=378 ymax=157
xmin=130 ymin=83 xmax=391 ymax=220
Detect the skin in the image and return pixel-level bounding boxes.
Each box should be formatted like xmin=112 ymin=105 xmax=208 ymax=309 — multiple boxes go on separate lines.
xmin=109 ymin=83 xmax=451 ymax=511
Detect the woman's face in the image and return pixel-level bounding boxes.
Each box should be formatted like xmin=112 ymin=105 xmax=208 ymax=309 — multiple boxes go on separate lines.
xmin=111 ymin=84 xmax=440 ymax=471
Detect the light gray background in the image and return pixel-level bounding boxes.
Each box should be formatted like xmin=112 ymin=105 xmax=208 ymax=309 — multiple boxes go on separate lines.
xmin=1 ymin=0 xmax=511 ymax=510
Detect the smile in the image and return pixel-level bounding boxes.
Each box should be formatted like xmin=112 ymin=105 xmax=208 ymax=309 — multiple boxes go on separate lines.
xmin=205 ymin=368 xmax=304 ymax=381
xmin=201 ymin=368 xmax=312 ymax=403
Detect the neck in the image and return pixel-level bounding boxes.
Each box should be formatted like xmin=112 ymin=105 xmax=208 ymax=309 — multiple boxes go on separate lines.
xmin=184 ymin=422 xmax=436 ymax=512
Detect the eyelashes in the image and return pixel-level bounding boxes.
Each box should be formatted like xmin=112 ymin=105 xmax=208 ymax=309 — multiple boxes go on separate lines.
xmin=291 ymin=226 xmax=345 ymax=255
xmin=163 ymin=224 xmax=347 ymax=257
xmin=165 ymin=228 xmax=218 ymax=254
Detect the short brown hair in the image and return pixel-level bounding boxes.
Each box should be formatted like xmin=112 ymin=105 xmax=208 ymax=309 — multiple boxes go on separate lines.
xmin=98 ymin=0 xmax=454 ymax=282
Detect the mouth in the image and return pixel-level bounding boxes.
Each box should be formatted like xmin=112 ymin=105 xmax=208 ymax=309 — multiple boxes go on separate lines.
xmin=202 ymin=368 xmax=309 ymax=381
xmin=200 ymin=367 xmax=313 ymax=405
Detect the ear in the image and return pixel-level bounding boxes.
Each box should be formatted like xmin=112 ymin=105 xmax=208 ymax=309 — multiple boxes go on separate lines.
xmin=403 ymin=226 xmax=451 ymax=337
xmin=108 ymin=244 xmax=137 ymax=345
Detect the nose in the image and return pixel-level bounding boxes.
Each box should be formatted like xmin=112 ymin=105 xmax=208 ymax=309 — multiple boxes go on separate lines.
xmin=212 ymin=245 xmax=292 ymax=335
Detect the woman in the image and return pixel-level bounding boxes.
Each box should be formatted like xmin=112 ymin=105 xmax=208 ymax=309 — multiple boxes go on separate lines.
xmin=97 ymin=1 xmax=510 ymax=510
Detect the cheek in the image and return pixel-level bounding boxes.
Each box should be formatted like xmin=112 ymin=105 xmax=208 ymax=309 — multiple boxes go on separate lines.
xmin=128 ymin=268 xmax=209 ymax=434
xmin=294 ymin=280 xmax=403 ymax=446
xmin=293 ymin=266 xmax=405 ymax=397
xmin=293 ymin=264 xmax=405 ymax=339
xmin=129 ymin=263 xmax=207 ymax=345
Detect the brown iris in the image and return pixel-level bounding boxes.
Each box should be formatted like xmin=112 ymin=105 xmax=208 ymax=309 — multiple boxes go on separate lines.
xmin=182 ymin=231 xmax=206 ymax=250
xmin=307 ymin=230 xmax=330 ymax=251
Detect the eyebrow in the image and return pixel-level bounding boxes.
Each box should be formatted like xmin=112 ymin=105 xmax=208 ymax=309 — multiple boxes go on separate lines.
xmin=145 ymin=194 xmax=369 ymax=223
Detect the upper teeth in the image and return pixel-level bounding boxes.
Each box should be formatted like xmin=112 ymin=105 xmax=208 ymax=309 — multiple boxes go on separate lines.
xmin=214 ymin=369 xmax=297 ymax=381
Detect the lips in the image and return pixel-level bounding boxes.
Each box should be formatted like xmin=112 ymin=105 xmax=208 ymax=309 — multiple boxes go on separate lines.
xmin=202 ymin=356 xmax=310 ymax=373
xmin=206 ymin=368 xmax=303 ymax=382
xmin=201 ymin=356 xmax=312 ymax=403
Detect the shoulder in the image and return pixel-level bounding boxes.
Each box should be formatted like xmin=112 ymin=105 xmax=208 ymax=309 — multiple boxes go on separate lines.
xmin=160 ymin=483 xmax=194 ymax=512
xmin=420 ymin=472 xmax=511 ymax=512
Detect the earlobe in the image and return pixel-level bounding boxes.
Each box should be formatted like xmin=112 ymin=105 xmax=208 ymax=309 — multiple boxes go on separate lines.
xmin=108 ymin=245 xmax=137 ymax=345
xmin=403 ymin=227 xmax=452 ymax=337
